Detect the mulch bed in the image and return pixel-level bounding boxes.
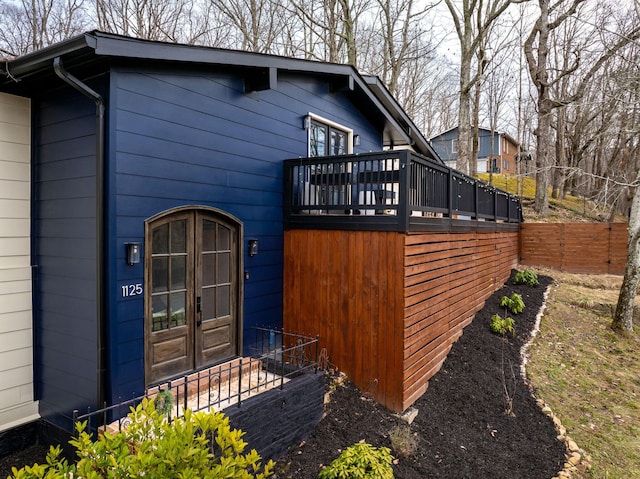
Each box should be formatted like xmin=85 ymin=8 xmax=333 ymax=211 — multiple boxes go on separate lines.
xmin=0 ymin=272 xmax=565 ymax=479
xmin=274 ymin=272 xmax=566 ymax=479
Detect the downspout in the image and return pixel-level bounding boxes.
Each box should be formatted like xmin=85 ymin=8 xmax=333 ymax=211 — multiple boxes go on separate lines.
xmin=53 ymin=57 xmax=106 ymax=411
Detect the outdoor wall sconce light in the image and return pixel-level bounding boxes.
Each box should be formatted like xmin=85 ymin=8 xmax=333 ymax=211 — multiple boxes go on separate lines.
xmin=353 ymin=134 xmax=361 ymax=147
xmin=303 ymin=114 xmax=311 ymax=130
xmin=248 ymin=239 xmax=259 ymax=257
xmin=126 ymin=242 xmax=141 ymax=265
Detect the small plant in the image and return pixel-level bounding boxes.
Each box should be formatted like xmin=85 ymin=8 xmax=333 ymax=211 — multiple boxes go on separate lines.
xmin=389 ymin=425 xmax=418 ymax=458
xmin=154 ymin=388 xmax=174 ymax=415
xmin=500 ymin=293 xmax=525 ymax=315
xmin=490 ymin=314 xmax=515 ymax=336
xmin=318 ymin=442 xmax=394 ymax=479
xmin=490 ymin=314 xmax=517 ymax=416
xmin=514 ymin=269 xmax=539 ymax=286
xmin=9 ymin=398 xmax=274 ymax=479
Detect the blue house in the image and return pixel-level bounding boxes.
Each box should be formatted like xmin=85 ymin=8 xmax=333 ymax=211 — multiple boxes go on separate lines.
xmin=429 ymin=126 xmax=521 ymax=174
xmin=0 ymin=31 xmax=443 ymax=434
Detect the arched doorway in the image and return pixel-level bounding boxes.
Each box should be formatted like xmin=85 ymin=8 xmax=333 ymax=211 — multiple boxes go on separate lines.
xmin=144 ymin=207 xmax=243 ymax=385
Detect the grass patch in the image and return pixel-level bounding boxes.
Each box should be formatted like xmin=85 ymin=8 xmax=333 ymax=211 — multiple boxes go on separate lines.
xmin=475 ymin=173 xmax=626 ymax=223
xmin=527 ymin=269 xmax=640 ymax=478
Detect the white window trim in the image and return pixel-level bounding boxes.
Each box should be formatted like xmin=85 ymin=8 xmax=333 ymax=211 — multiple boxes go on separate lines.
xmin=306 ymin=112 xmax=353 ymax=157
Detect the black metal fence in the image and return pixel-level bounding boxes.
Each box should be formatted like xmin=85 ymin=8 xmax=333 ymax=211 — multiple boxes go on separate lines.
xmin=284 ymin=150 xmax=522 ymax=231
xmin=72 ymin=328 xmax=319 ymax=435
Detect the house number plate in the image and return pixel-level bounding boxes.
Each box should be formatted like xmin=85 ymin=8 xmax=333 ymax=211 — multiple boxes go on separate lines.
xmin=121 ymin=283 xmax=143 ymax=297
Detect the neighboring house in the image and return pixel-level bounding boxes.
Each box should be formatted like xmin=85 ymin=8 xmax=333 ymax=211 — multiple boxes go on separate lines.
xmin=430 ymin=126 xmax=521 ymax=174
xmin=0 ymin=31 xmax=448 ymax=433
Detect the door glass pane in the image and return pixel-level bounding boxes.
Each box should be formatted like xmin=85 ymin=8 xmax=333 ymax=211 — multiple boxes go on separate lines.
xmin=152 ymin=257 xmax=168 ymax=292
xmin=202 ymin=253 xmax=215 ymax=286
xmin=152 ymin=294 xmax=168 ymax=331
xmin=330 ymin=129 xmax=347 ymax=155
xmin=170 ymin=291 xmax=186 ymax=327
xmin=218 ymin=252 xmax=230 ymax=283
xmin=152 ymin=224 xmax=169 ymax=254
xmin=201 ymin=287 xmax=215 ymax=321
xmin=310 ymin=122 xmax=326 ymax=156
xmin=171 ymin=255 xmax=186 ymax=289
xmin=203 ymin=220 xmax=216 ymax=252
xmin=217 ymin=225 xmax=230 ymax=250
xmin=171 ymin=220 xmax=186 ymax=253
xmin=217 ymin=285 xmax=230 ymax=317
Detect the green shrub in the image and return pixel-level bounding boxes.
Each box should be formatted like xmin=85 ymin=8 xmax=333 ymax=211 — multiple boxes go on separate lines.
xmin=154 ymin=388 xmax=174 ymax=415
xmin=9 ymin=398 xmax=274 ymax=479
xmin=318 ymin=442 xmax=394 ymax=479
xmin=514 ymin=269 xmax=539 ymax=286
xmin=490 ymin=314 xmax=515 ymax=336
xmin=500 ymin=293 xmax=525 ymax=315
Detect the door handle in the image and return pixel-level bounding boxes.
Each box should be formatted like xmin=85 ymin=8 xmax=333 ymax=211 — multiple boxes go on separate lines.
xmin=196 ymin=296 xmax=202 ymax=326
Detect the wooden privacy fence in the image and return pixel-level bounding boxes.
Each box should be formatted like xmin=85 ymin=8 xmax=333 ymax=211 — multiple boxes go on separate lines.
xmin=519 ymin=223 xmax=628 ymax=275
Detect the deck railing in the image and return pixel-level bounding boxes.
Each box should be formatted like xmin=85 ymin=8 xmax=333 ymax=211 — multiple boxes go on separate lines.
xmin=72 ymin=328 xmax=319 ymax=435
xmin=283 ymin=150 xmax=522 ymax=231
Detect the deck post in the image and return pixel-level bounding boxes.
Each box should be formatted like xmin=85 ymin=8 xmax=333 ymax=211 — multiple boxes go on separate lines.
xmin=474 ymin=181 xmax=479 ymax=219
xmin=398 ymin=151 xmax=410 ymax=230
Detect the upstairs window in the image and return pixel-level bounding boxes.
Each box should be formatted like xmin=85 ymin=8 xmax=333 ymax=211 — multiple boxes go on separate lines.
xmin=307 ymin=114 xmax=352 ymax=157
xmin=451 ymin=138 xmax=458 ymax=154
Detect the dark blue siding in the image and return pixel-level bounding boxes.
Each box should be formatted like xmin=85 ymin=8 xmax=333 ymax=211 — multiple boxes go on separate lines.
xmin=431 ymin=128 xmax=501 ymax=161
xmin=33 ymin=83 xmax=102 ymax=428
xmin=106 ymin=65 xmax=382 ymax=403
xmin=431 ymin=129 xmax=458 ymax=162
xmin=478 ymin=129 xmax=499 ymax=158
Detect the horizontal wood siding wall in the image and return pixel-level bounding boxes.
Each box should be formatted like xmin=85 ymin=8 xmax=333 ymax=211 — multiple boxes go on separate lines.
xmin=402 ymin=231 xmax=518 ymax=410
xmin=0 ymin=92 xmax=38 ymax=430
xmin=519 ymin=223 xmax=627 ymax=275
xmin=283 ymin=229 xmax=405 ymax=411
xmin=283 ymin=229 xmax=518 ymax=412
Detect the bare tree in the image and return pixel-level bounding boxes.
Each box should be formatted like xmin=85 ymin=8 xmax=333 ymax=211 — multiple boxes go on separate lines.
xmin=525 ymin=0 xmax=640 ymax=215
xmin=0 ymin=0 xmax=88 ymax=56
xmin=95 ymin=0 xmax=210 ymax=44
xmin=207 ymin=0 xmax=286 ymax=52
xmin=409 ymin=56 xmax=460 ymax=137
xmin=95 ymin=0 xmax=212 ymax=44
xmin=482 ymin=44 xmax=518 ymax=180
xmin=442 ymin=0 xmax=523 ymax=175
xmin=611 ymin=47 xmax=640 ymax=332
xmin=372 ymin=0 xmax=436 ymax=93
xmin=287 ymin=0 xmax=371 ymax=64
xmin=614 ymin=169 xmax=640 ymax=333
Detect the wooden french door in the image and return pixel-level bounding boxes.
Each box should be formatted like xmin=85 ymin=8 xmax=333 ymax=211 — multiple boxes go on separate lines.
xmin=145 ymin=208 xmax=240 ymax=385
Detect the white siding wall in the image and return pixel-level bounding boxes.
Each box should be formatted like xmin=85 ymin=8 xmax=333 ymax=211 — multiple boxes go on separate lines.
xmin=0 ymin=92 xmax=38 ymax=431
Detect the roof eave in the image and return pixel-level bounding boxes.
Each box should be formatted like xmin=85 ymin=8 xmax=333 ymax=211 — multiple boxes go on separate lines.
xmin=2 ymin=33 xmax=95 ymax=83
xmin=88 ymin=33 xmax=414 ymax=145
xmin=1 ymin=31 xmax=417 ymax=149
xmin=363 ymin=75 xmax=442 ymax=162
